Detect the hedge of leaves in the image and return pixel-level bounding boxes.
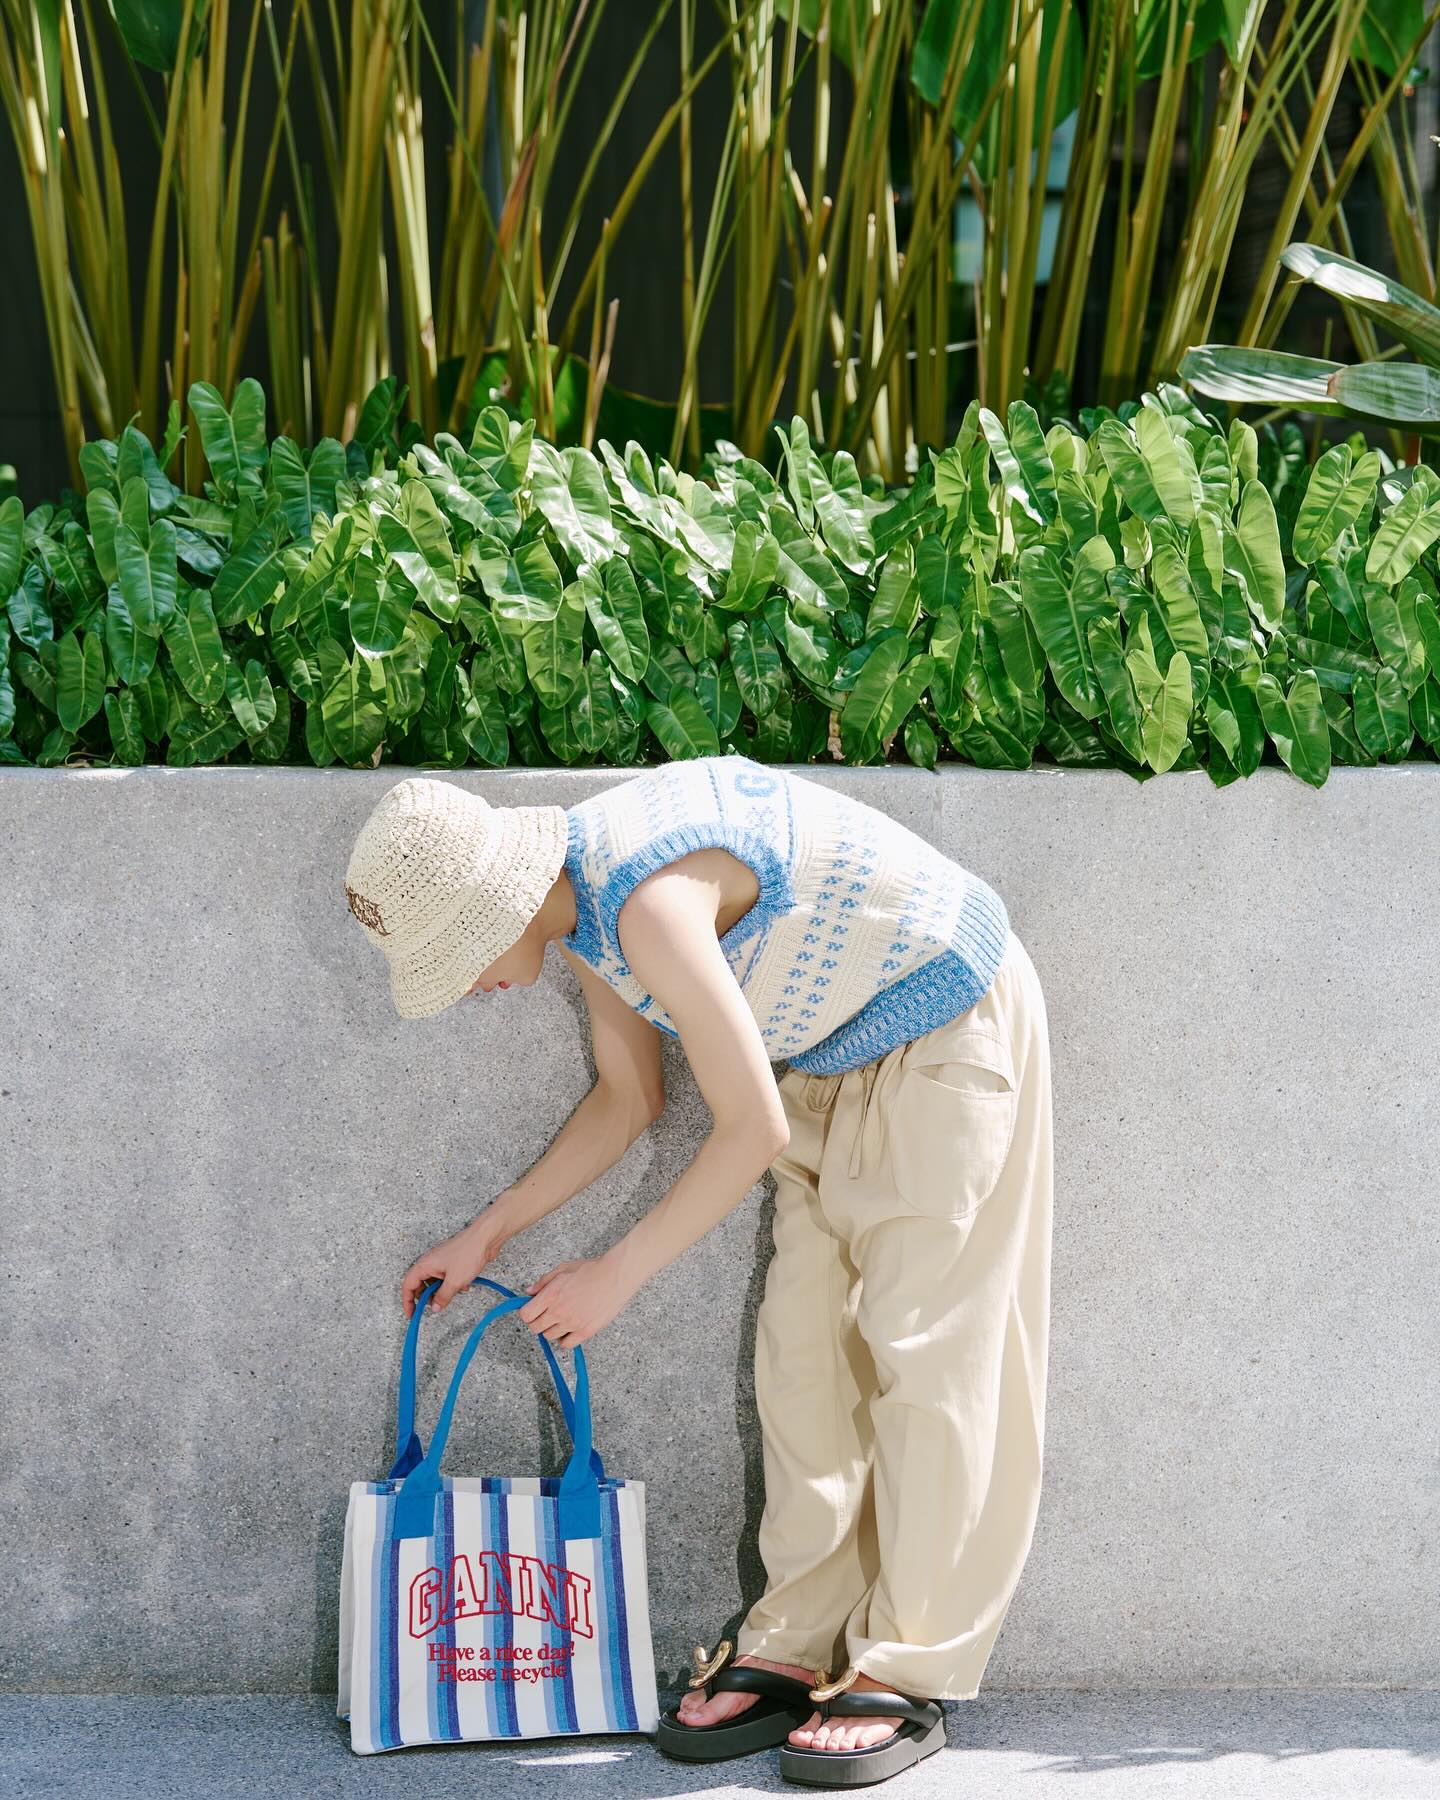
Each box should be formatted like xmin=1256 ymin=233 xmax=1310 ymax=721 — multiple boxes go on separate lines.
xmin=3 ymin=377 xmax=1439 ymax=788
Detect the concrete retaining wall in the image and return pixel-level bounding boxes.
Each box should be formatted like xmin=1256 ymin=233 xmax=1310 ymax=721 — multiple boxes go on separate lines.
xmin=2 ymin=761 xmax=1436 ymax=1693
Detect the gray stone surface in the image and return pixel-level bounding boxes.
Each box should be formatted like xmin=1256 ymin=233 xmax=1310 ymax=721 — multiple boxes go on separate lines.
xmin=1 ymin=763 xmax=1437 ymax=1696
xmin=2 ymin=1690 xmax=1438 ymax=1799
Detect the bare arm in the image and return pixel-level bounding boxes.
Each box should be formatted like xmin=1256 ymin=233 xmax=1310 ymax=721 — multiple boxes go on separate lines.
xmin=492 ymin=948 xmax=667 ymax=1237
xmin=518 ymin=856 xmax=787 ymax=1353
xmin=601 ymin=869 xmax=789 ymax=1292
xmin=401 ymin=946 xmax=667 ymax=1314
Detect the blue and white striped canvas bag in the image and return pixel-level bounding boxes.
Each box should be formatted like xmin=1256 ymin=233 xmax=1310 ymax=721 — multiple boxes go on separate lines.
xmin=338 ymin=1277 xmax=661 ymax=1753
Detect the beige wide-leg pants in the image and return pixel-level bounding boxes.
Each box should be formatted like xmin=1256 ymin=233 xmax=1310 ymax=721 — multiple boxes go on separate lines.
xmin=733 ymin=928 xmax=1053 ymax=1702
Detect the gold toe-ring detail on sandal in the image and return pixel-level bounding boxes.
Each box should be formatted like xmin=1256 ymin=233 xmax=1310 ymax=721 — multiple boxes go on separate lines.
xmin=687 ymin=1638 xmax=734 ymax=1688
xmin=808 ymin=1662 xmax=859 ymax=1702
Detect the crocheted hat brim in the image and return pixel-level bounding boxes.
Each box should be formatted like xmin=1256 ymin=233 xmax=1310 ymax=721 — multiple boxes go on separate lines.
xmin=386 ymin=801 xmax=570 ymax=1019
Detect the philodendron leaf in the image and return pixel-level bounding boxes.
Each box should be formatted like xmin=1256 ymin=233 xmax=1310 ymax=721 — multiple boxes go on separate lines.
xmin=1205 ymin=668 xmax=1266 ymax=776
xmin=1291 ymin=444 xmax=1382 ymax=562
xmin=0 ymin=494 xmax=22 ymax=593
xmin=1085 ymin=615 xmax=1144 ymax=762
xmin=866 ymin=547 xmax=920 ymax=639
xmin=876 ymin=652 xmax=935 ymax=745
xmin=575 ymin=565 xmax=648 ymax=681
xmin=770 ymin=509 xmax=848 ymax=615
xmin=113 ymin=0 xmax=209 ymax=72
xmin=320 ymin=653 xmax=386 ymax=764
xmin=1412 ymin=677 xmax=1440 ymax=747
xmin=915 ymin=535 xmax=973 ymax=617
xmin=269 ymin=436 xmax=345 ymax=543
xmin=841 ymin=635 xmax=907 ymax=762
xmin=115 ymin=516 xmax=178 ymax=635
xmin=1254 ymin=669 xmax=1332 ymax=786
xmin=103 ymin=582 xmax=160 ymax=685
xmin=904 ymin=711 xmax=939 ymax=769
xmin=694 ymin=655 xmax=743 ymax=739
xmin=811 ymin=448 xmax=874 ymax=573
xmin=349 ymin=551 xmax=415 ymax=656
xmin=727 ymin=616 xmax=786 ymax=717
xmin=1148 ymin=523 xmax=1210 ymax=671
xmin=103 ymin=688 xmax=146 ymax=763
xmin=1353 ymin=673 xmax=1411 ymax=763
xmin=477 ymin=539 xmax=563 ymax=624
xmin=645 ymin=685 xmax=720 ymax=758
xmin=979 ymin=402 xmax=1056 ymax=525
xmin=1365 ymin=477 xmax=1440 ymax=584
xmin=1125 ymin=612 xmax=1193 ymax=772
xmin=722 ymin=521 xmax=781 ymax=613
xmin=763 ymin=595 xmax=842 ymax=700
xmin=212 ymin=519 xmax=287 ymax=627
xmin=167 ymin=705 xmax=245 ymax=767
xmin=383 ymin=482 xmax=461 ymax=622
xmin=521 ymin=581 xmax=586 ymax=708
xmin=130 ymin=665 xmax=174 ymax=742
xmin=87 ymin=490 xmax=123 ymax=585
xmin=225 ymin=657 xmax=277 ymax=737
xmin=1092 ymin=419 xmax=1167 ymax=523
xmin=1224 ymin=481 xmax=1286 ymax=631
xmin=7 ymin=563 xmax=53 ymax=648
xmin=1134 ymin=403 xmax=1202 ymax=526
xmin=163 ymin=586 xmax=227 ymax=705
xmin=270 ymin=628 xmax=323 ymax=701
xmin=455 ymin=659 xmax=510 ymax=765
xmin=55 ymin=628 xmax=107 ymax=731
xmin=1018 ymin=538 xmax=1113 ymax=722
xmin=776 ymin=415 xmax=818 ymax=531
xmin=570 ymin=653 xmax=619 ymax=755
xmin=189 ymin=378 xmax=267 ymax=491
xmin=926 ymin=603 xmax=977 ymax=719
xmin=530 ymin=442 xmax=621 ymax=571
xmin=1367 ymin=580 xmax=1430 ymax=693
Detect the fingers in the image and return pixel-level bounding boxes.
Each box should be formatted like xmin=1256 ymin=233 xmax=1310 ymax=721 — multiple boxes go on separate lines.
xmin=431 ymin=1271 xmax=467 ymax=1312
xmin=517 ymin=1289 xmax=581 ymax=1347
xmin=400 ymin=1265 xmax=432 ymax=1318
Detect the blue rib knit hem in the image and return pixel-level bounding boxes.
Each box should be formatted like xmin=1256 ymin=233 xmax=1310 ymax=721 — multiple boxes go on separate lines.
xmin=787 ymin=884 xmax=1011 ymax=1074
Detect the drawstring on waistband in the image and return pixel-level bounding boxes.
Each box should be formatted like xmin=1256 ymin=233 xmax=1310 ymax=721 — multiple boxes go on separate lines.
xmin=847 ymin=1059 xmax=883 ymax=1179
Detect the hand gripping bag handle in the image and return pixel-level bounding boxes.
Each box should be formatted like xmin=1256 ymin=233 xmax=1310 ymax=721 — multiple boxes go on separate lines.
xmin=388 ymin=1275 xmax=606 ymax=1487
xmin=391 ymin=1293 xmax=603 ymax=1542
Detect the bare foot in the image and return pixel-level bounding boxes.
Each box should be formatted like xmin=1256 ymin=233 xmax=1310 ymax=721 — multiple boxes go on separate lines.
xmin=673 ymin=1653 xmax=818 ymax=1728
xmin=788 ymin=1671 xmax=906 ymax=1752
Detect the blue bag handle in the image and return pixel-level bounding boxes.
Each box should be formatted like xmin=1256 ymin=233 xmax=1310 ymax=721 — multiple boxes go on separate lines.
xmin=388 ymin=1275 xmax=606 ymax=1487
xmin=391 ymin=1293 xmax=603 ymax=1542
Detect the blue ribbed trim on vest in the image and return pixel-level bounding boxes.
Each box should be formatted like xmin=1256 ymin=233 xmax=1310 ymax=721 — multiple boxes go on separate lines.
xmin=559 ymin=772 xmax=1012 ymax=1074
xmin=786 ymin=883 xmax=1011 ymax=1074
xmin=560 ymin=806 xmax=799 ymax=986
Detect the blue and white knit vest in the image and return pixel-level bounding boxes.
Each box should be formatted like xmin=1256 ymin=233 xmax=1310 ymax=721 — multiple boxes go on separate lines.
xmin=560 ymin=754 xmax=1010 ymax=1074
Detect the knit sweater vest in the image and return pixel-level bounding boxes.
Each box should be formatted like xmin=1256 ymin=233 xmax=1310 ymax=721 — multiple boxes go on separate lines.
xmin=559 ymin=754 xmax=1011 ymax=1075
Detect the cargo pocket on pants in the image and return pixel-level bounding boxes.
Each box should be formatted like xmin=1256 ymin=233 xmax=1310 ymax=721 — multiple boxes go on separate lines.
xmin=887 ymin=1027 xmax=1019 ymax=1219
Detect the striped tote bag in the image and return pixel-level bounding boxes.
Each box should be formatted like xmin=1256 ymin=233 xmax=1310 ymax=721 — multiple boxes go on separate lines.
xmin=338 ymin=1276 xmax=661 ymax=1753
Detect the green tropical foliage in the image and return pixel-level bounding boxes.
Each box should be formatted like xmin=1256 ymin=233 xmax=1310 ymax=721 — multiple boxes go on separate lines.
xmin=1182 ymin=243 xmax=1440 ymax=439
xmin=4 ymin=379 xmax=1439 ymax=785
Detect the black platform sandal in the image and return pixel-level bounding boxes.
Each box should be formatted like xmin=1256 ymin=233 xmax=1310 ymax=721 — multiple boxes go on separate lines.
xmin=654 ymin=1637 xmax=827 ymax=1762
xmin=777 ymin=1663 xmax=947 ymax=1788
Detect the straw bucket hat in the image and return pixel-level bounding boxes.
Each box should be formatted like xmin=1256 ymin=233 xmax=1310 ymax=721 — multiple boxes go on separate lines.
xmin=343 ymin=776 xmax=570 ymax=1019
